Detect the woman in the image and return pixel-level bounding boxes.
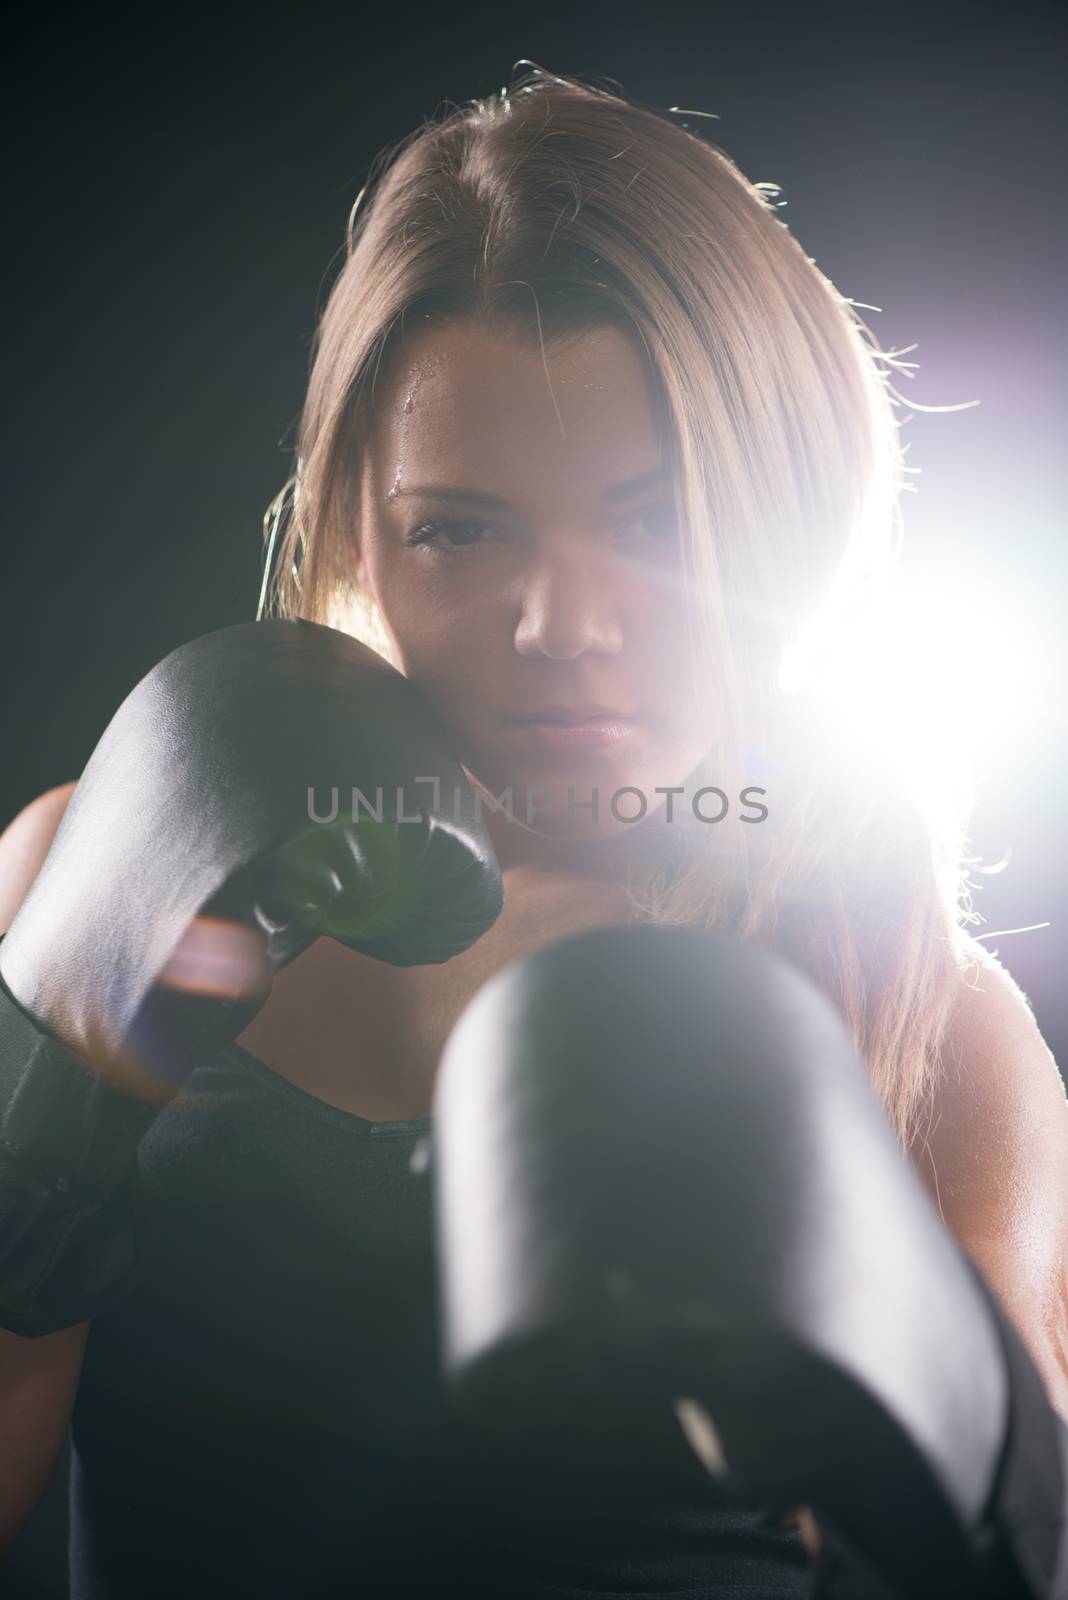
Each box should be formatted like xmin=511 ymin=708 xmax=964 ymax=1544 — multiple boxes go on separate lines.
xmin=1 ymin=64 xmax=1066 ymax=1598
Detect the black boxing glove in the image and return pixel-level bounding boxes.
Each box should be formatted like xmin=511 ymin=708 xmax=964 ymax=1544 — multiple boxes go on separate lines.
xmin=0 ymin=617 xmax=502 ymax=1333
xmin=431 ymin=925 xmax=1066 ymax=1599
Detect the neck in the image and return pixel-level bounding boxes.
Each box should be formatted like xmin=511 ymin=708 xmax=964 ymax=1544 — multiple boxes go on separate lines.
xmin=473 ymin=788 xmax=685 ymax=885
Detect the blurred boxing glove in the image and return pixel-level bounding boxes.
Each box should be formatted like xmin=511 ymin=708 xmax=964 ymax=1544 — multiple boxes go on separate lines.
xmin=0 ymin=617 xmax=502 ymax=1332
xmin=431 ymin=925 xmax=1067 ymax=1600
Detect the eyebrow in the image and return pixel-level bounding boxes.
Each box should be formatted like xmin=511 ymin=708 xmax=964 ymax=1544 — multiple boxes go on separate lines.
xmin=385 ymin=462 xmax=671 ymax=509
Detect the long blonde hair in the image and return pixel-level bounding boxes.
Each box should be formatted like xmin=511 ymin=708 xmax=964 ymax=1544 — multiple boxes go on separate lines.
xmin=260 ymin=64 xmax=977 ymax=1154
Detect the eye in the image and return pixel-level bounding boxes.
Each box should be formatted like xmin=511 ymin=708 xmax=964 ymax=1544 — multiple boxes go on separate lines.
xmin=403 ymin=519 xmax=503 ymax=556
xmin=616 ymin=501 xmax=679 ymax=543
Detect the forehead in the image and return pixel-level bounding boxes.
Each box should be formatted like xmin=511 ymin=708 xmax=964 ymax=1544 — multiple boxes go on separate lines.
xmin=362 ymin=320 xmax=667 ymax=498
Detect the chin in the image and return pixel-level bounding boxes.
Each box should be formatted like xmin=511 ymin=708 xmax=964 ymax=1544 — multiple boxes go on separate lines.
xmin=525 ymin=813 xmax=634 ymax=842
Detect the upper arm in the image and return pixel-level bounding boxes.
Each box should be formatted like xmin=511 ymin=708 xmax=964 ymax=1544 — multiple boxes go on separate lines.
xmin=908 ymin=937 xmax=1068 ymax=1419
xmin=0 ymin=1321 xmax=90 ymax=1556
xmin=0 ymin=783 xmax=89 ymax=1553
xmin=0 ymin=783 xmax=78 ymax=933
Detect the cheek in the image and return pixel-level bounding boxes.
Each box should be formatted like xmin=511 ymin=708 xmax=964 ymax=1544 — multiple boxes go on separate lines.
xmin=376 ymin=554 xmax=489 ymax=638
xmin=381 ymin=593 xmax=498 ymax=731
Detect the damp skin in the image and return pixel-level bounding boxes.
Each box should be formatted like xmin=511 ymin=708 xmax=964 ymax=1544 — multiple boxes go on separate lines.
xmin=354 ymin=320 xmax=714 ymax=872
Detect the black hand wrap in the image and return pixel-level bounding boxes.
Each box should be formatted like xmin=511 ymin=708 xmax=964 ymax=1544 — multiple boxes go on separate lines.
xmin=0 ymin=939 xmax=160 ymax=1336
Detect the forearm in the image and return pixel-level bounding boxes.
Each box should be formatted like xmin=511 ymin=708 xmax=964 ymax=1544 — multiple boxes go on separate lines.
xmin=0 ymin=955 xmax=161 ymax=1336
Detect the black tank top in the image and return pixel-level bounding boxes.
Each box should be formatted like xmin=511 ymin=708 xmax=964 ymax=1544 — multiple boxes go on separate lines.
xmin=69 ymin=1041 xmax=812 ymax=1599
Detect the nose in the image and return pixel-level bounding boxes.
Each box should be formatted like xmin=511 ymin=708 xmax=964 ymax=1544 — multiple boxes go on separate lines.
xmin=513 ymin=545 xmax=625 ymax=661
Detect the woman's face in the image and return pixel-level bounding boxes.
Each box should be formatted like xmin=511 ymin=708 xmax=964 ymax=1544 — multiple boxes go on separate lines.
xmin=354 ymin=318 xmax=712 ymax=866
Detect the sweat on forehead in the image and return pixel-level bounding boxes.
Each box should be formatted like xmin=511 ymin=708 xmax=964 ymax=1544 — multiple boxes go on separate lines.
xmin=362 ymin=320 xmax=668 ymax=507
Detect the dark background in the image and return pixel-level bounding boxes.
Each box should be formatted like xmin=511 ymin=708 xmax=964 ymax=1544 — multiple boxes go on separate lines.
xmin=2 ymin=3 xmax=1066 ymax=1592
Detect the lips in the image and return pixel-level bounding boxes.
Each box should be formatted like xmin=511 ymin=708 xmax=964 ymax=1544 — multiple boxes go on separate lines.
xmin=502 ymin=715 xmax=645 ymax=758
xmin=506 ymin=704 xmax=642 ymax=725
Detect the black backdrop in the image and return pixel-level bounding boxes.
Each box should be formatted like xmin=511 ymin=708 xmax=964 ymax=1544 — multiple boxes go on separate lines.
xmin=2 ymin=4 xmax=1066 ymax=1588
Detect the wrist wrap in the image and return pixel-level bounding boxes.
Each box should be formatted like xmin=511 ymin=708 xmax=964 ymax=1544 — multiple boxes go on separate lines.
xmin=0 ymin=940 xmax=161 ymax=1335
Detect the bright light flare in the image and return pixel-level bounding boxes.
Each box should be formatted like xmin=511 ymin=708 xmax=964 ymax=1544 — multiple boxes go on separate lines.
xmin=777 ymin=563 xmax=1055 ymax=821
xmin=158 ymin=916 xmax=272 ymax=1000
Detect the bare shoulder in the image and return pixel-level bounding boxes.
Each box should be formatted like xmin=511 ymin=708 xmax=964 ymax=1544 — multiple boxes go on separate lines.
xmin=0 ymin=782 xmax=79 ymax=931
xmin=911 ymin=935 xmax=1068 ymax=1232
xmin=909 ymin=934 xmax=1068 ymax=1412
